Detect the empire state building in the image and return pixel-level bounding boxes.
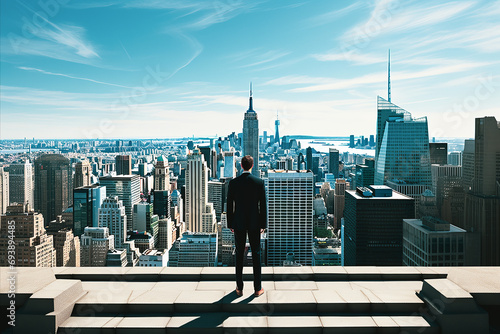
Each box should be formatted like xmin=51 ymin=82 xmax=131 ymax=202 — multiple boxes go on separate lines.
xmin=242 ymin=84 xmax=259 ymax=177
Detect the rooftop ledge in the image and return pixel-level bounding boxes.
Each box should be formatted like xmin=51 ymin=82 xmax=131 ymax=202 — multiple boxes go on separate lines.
xmin=1 ymin=266 xmax=499 ymax=334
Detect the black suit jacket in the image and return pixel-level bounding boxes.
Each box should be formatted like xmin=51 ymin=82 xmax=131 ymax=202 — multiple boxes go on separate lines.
xmin=226 ymin=172 xmax=267 ymax=231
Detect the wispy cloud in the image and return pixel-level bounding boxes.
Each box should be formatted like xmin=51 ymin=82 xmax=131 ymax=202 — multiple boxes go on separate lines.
xmin=342 ymin=1 xmax=474 ymax=43
xmin=17 ymin=67 xmax=134 ymax=89
xmin=265 ymin=60 xmax=492 ymax=93
xmin=304 ymin=2 xmax=365 ymax=27
xmin=312 ymin=51 xmax=386 ymax=65
xmin=240 ymin=50 xmax=291 ymax=68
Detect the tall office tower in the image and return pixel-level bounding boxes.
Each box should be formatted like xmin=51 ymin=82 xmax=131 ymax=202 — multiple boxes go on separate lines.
xmin=355 ymin=158 xmax=375 ymax=188
xmin=0 ymin=204 xmax=56 ymax=267
xmin=403 ymin=217 xmax=466 ymax=266
xmin=74 ymin=159 xmax=92 ymax=188
xmin=267 ymin=170 xmax=314 ymax=266
xmin=243 ymin=84 xmax=259 ymax=177
xmin=133 ymin=202 xmax=159 ymax=245
xmin=448 ymin=151 xmax=463 ymax=166
xmin=369 ymin=135 xmax=375 ymax=147
xmin=9 ymin=160 xmax=34 ymax=207
xmin=464 ymin=116 xmax=500 ymax=265
xmin=374 ymin=99 xmax=431 ymax=186
xmin=34 ymin=154 xmax=73 ymax=222
xmin=274 ymin=112 xmax=280 ymax=144
xmin=0 ymin=167 xmax=9 ymax=215
xmin=210 ymin=148 xmax=218 ymax=179
xmin=115 ymin=155 xmax=132 ymax=175
xmin=153 ymin=190 xmax=171 ymax=219
xmin=45 ymin=225 xmax=80 ymax=267
xmin=185 ymin=148 xmax=217 ymax=233
xmin=333 ymin=179 xmax=346 ymax=230
xmin=349 ymin=135 xmax=355 ymax=148
xmin=462 ymin=139 xmax=475 ymax=192
xmin=263 ymin=131 xmax=268 ymax=146
xmin=306 ymin=147 xmax=313 ymax=170
xmin=343 ymin=185 xmax=415 ymax=266
xmin=208 ymin=180 xmax=224 ymax=222
xmin=98 ymin=196 xmax=127 ymax=248
xmin=429 ymin=143 xmax=448 ymax=165
xmin=222 ymin=150 xmax=236 ymax=179
xmin=168 ymin=232 xmax=218 ymax=267
xmin=80 ymin=227 xmax=114 ymax=267
xmin=328 ymin=148 xmax=340 ymax=178
xmin=99 ymin=175 xmax=141 ymax=232
xmin=431 ymin=164 xmax=462 ymax=195
xmin=157 ymin=218 xmax=175 ymax=251
xmin=73 ymin=185 xmax=106 ymax=237
xmin=154 ymin=155 xmax=170 ymax=191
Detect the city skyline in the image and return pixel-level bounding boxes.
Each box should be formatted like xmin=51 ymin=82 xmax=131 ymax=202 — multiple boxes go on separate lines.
xmin=1 ymin=0 xmax=499 ymax=139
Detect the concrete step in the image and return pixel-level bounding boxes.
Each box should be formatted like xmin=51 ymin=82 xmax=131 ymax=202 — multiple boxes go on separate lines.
xmin=58 ymin=314 xmax=439 ymax=334
xmin=16 ymin=279 xmax=86 ymax=333
xmin=72 ymin=282 xmax=425 ymax=315
xmin=418 ymin=279 xmax=489 ymax=334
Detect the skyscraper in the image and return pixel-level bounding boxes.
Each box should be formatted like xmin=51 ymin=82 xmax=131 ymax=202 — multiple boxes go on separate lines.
xmin=73 ymin=185 xmax=107 ymax=237
xmin=115 ymin=155 xmax=132 ymax=175
xmin=328 ymin=148 xmax=339 ymax=178
xmin=267 ymin=170 xmax=314 ymax=266
xmin=242 ymin=84 xmax=259 ymax=177
xmin=80 ymin=227 xmax=114 ymax=267
xmin=374 ymin=98 xmax=432 ymax=187
xmin=0 ymin=204 xmax=56 ymax=267
xmin=34 ymin=154 xmax=72 ymax=222
xmin=306 ymin=147 xmax=313 ymax=171
xmin=8 ymin=160 xmax=33 ymax=207
xmin=333 ymin=179 xmax=346 ymax=230
xmin=99 ymin=175 xmax=141 ymax=231
xmin=222 ymin=150 xmax=236 ymax=179
xmin=403 ymin=217 xmax=466 ymax=266
xmin=343 ymin=185 xmax=415 ymax=266
xmin=464 ymin=116 xmax=500 ymax=265
xmin=98 ymin=196 xmax=127 ymax=248
xmin=274 ymin=111 xmax=280 ymax=144
xmin=429 ymin=143 xmax=448 ymax=165
xmin=208 ymin=180 xmax=224 ymax=222
xmin=462 ymin=139 xmax=475 ymax=192
xmin=154 ymin=155 xmax=170 ymax=191
xmin=74 ymin=159 xmax=92 ymax=188
xmin=0 ymin=167 xmax=9 ymax=215
xmin=185 ymin=148 xmax=216 ymax=233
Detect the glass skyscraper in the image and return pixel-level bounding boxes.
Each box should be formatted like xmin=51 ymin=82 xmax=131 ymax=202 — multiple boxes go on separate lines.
xmin=374 ymin=97 xmax=431 ymax=186
xmin=73 ymin=185 xmax=106 ymax=237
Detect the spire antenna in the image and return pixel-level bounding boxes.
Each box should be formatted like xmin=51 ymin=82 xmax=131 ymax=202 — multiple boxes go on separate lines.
xmin=248 ymin=82 xmax=254 ymax=111
xmin=388 ymin=49 xmax=391 ymax=103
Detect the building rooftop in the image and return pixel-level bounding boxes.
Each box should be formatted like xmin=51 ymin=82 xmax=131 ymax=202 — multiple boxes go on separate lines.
xmin=2 ymin=266 xmax=498 ymax=333
xmin=404 ymin=218 xmax=467 ymax=234
xmin=347 ymin=189 xmax=413 ymax=200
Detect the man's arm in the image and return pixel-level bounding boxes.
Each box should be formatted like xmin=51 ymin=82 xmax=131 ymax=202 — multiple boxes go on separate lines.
xmin=259 ymin=180 xmax=267 ymax=229
xmin=226 ymin=181 xmax=234 ymax=229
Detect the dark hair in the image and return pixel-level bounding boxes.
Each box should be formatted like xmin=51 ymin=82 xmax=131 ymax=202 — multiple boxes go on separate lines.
xmin=241 ymin=155 xmax=254 ymax=171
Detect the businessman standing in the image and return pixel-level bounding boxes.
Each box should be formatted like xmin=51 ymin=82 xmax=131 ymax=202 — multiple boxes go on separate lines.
xmin=226 ymin=155 xmax=267 ymax=297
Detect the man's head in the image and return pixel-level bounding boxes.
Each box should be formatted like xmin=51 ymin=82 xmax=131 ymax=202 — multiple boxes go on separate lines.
xmin=241 ymin=155 xmax=254 ymax=171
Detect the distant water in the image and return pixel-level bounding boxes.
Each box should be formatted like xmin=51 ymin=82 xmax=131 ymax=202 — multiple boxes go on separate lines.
xmin=297 ymin=140 xmax=375 ymax=157
xmin=0 ymin=148 xmax=55 ymax=154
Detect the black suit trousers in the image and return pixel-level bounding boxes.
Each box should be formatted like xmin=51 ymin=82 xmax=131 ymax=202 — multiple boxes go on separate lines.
xmin=234 ymin=229 xmax=262 ymax=291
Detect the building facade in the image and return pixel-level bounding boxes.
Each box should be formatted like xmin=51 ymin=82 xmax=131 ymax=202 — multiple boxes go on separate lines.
xmin=8 ymin=160 xmax=33 ymax=207
xmin=34 ymin=154 xmax=73 ymax=222
xmin=343 ymin=185 xmax=415 ymax=266
xmin=242 ymin=86 xmax=259 ymax=177
xmin=267 ymin=170 xmax=314 ymax=266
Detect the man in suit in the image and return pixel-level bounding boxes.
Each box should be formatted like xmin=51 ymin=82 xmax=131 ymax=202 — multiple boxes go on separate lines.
xmin=227 ymin=155 xmax=267 ymax=297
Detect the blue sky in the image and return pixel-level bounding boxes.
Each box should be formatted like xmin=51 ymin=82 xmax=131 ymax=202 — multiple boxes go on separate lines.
xmin=1 ymin=0 xmax=499 ymax=139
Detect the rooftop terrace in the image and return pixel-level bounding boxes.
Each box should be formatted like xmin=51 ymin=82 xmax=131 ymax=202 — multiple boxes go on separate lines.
xmin=1 ymin=266 xmax=499 ymax=333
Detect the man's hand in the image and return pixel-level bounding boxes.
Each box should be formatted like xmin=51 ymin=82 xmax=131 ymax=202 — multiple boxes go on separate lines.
xmin=260 ymin=229 xmax=265 ymax=234
xmin=230 ymin=229 xmax=234 ymax=233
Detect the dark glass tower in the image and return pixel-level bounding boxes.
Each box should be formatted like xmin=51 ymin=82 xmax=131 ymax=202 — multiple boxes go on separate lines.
xmin=34 ymin=154 xmax=72 ymax=223
xmin=242 ymin=84 xmax=259 ymax=177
